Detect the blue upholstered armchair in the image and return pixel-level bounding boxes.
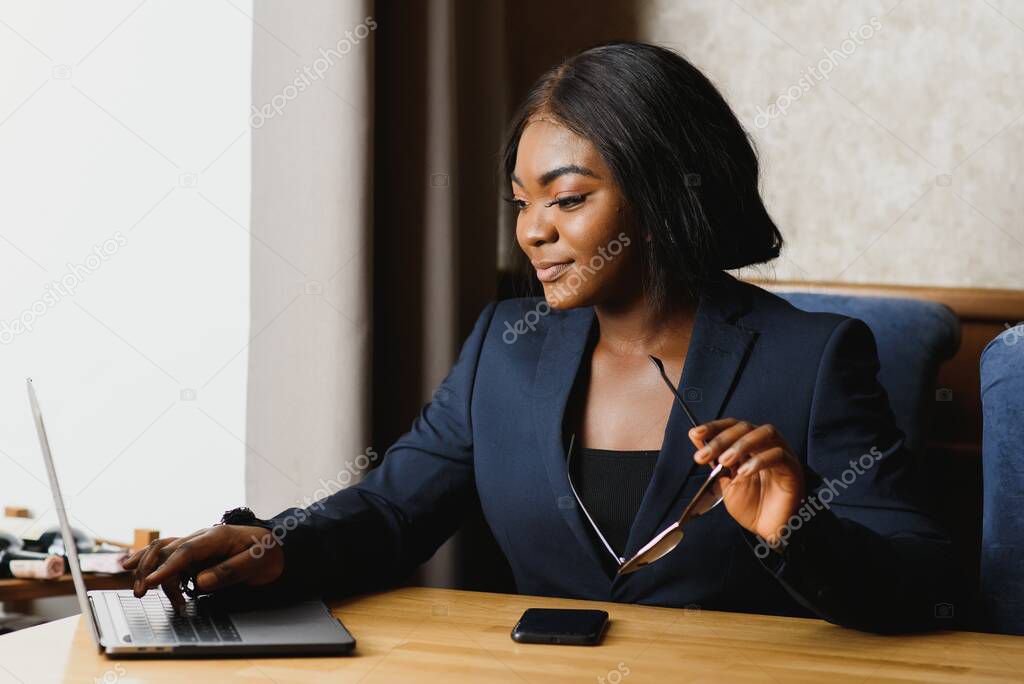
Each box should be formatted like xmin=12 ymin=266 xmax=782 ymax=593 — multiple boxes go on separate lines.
xmin=980 ymin=325 xmax=1024 ymax=636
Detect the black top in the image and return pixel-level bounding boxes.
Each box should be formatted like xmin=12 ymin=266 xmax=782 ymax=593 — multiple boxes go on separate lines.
xmin=569 ymin=445 xmax=659 ymax=558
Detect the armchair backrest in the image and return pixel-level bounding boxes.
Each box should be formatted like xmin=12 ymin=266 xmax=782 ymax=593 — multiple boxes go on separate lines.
xmin=979 ymin=325 xmax=1024 ymax=635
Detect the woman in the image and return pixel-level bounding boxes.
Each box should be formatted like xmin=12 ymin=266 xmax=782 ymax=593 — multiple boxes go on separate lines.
xmin=125 ymin=42 xmax=956 ymax=633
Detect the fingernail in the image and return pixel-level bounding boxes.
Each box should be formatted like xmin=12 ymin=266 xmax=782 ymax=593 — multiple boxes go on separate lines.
xmin=694 ymin=447 xmax=708 ymax=461
xmin=737 ymin=462 xmax=752 ymax=477
xmin=692 ymin=426 xmax=706 ymax=436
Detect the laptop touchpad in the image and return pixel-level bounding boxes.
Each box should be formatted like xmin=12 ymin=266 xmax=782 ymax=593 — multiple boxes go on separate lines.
xmin=228 ymin=601 xmax=352 ymax=645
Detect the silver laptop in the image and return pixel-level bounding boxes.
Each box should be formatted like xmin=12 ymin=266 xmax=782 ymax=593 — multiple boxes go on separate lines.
xmin=27 ymin=378 xmax=356 ymax=657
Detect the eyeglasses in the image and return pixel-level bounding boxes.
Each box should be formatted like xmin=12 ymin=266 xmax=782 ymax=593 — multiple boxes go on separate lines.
xmin=616 ymin=355 xmax=727 ymax=575
xmin=564 ymin=355 xmax=727 ymax=575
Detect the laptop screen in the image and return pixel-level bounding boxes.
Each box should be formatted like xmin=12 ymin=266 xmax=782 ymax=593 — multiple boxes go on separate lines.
xmin=27 ymin=378 xmax=103 ymax=649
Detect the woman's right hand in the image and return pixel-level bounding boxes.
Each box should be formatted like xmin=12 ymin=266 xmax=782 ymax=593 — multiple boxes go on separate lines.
xmin=121 ymin=525 xmax=285 ymax=611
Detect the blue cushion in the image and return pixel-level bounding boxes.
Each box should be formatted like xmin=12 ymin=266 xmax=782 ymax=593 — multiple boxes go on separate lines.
xmin=775 ymin=292 xmax=960 ymax=455
xmin=980 ymin=325 xmax=1024 ymax=635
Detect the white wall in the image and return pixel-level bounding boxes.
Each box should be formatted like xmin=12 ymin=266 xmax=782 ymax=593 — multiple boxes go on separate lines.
xmin=0 ymin=1 xmax=251 ymax=543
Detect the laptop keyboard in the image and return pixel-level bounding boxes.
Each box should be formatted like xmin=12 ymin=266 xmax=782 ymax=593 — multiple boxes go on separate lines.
xmin=118 ymin=593 xmax=241 ymax=644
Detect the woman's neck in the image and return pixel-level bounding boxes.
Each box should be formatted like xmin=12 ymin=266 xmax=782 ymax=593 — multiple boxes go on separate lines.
xmin=593 ymin=288 xmax=696 ymax=359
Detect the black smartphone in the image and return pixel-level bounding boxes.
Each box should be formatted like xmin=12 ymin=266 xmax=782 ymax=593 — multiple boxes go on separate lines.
xmin=510 ymin=608 xmax=609 ymax=645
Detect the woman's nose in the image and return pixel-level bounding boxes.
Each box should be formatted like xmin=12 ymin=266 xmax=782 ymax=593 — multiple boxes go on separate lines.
xmin=520 ymin=208 xmax=558 ymax=247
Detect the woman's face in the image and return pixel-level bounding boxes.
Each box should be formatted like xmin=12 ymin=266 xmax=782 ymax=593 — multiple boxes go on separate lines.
xmin=512 ymin=117 xmax=640 ymax=310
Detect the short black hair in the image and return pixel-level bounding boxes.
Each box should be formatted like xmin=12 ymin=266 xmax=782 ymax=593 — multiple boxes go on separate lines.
xmin=502 ymin=41 xmax=782 ymax=313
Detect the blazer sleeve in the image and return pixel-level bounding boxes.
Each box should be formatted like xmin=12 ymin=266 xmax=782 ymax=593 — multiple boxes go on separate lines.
xmin=261 ymin=301 xmax=498 ymax=598
xmin=750 ymin=317 xmax=961 ymax=633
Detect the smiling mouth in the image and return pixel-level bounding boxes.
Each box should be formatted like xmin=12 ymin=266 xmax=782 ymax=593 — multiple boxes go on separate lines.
xmin=535 ymin=262 xmax=573 ymax=283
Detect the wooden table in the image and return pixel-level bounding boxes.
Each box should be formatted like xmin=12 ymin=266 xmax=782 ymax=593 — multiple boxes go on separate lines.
xmin=0 ymin=574 xmax=130 ymax=603
xmin=0 ymin=587 xmax=1020 ymax=683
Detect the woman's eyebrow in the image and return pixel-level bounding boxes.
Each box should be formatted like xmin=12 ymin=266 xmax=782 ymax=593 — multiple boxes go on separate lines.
xmin=511 ymin=164 xmax=600 ymax=188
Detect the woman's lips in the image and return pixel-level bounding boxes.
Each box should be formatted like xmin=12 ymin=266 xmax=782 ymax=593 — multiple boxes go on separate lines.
xmin=535 ymin=261 xmax=573 ymax=283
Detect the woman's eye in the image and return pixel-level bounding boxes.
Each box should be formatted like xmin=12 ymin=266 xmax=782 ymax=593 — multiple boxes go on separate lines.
xmin=503 ymin=196 xmax=528 ymax=213
xmin=548 ymin=194 xmax=587 ymax=209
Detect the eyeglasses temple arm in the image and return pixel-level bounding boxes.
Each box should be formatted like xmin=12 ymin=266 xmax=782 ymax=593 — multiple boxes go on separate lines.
xmin=677 ymin=462 xmax=727 ymax=526
xmin=648 ymin=354 xmax=700 ymax=430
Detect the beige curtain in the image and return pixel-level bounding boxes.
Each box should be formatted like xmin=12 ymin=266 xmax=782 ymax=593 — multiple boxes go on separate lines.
xmin=247 ymin=0 xmax=508 ymax=589
xmin=246 ymin=0 xmax=374 ymax=515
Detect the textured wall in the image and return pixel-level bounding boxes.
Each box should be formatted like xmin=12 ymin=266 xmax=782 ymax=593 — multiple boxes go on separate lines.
xmin=511 ymin=0 xmax=1024 ymax=289
xmin=643 ymin=0 xmax=1023 ymax=288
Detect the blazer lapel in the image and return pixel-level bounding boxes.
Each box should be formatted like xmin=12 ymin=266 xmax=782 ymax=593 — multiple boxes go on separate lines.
xmin=530 ymin=306 xmax=609 ymax=574
xmin=617 ymin=276 xmax=759 ymax=572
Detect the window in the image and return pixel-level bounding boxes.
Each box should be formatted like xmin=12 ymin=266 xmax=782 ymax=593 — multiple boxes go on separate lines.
xmin=0 ymin=1 xmax=253 ymax=541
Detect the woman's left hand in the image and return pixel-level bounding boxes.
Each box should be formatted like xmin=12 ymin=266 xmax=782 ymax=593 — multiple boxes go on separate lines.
xmin=689 ymin=419 xmax=805 ymax=544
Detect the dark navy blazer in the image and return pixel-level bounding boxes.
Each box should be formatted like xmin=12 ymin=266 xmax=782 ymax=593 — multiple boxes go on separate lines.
xmin=267 ymin=273 xmax=957 ymax=632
